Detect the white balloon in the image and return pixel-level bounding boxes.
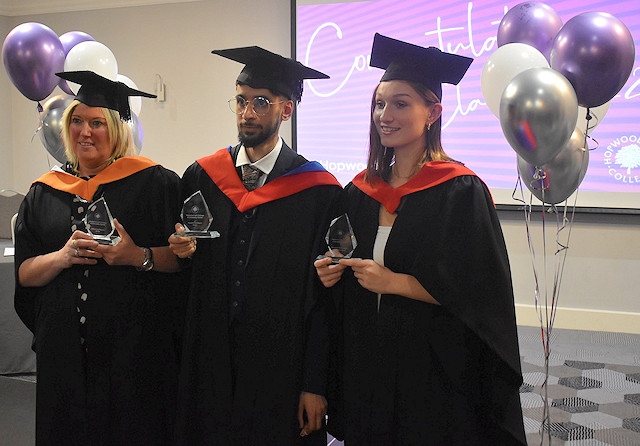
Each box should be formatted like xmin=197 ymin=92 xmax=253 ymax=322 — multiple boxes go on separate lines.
xmin=481 ymin=43 xmax=549 ymax=118
xmin=64 ymin=41 xmax=118 ymax=93
xmin=576 ymin=101 xmax=611 ymax=135
xmin=117 ymin=74 xmax=142 ymax=116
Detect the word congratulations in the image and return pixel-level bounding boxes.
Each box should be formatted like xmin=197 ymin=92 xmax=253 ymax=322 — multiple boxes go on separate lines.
xmin=301 ymin=2 xmax=502 ymax=127
xmin=301 ymin=1 xmax=639 ymax=114
xmin=304 ymin=3 xmax=504 ymax=94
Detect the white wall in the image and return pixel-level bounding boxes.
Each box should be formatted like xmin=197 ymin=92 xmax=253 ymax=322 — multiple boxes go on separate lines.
xmin=2 ymin=0 xmax=639 ymax=333
xmin=2 ymin=0 xmax=292 ymax=193
xmin=500 ymin=210 xmax=640 ymax=334
xmin=0 ymin=15 xmax=12 ymax=190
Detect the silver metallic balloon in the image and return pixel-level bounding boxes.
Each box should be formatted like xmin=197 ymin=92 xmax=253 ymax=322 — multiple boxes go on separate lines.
xmin=500 ymin=67 xmax=578 ymax=167
xmin=517 ymin=127 xmax=589 ymax=204
xmin=128 ymin=112 xmax=144 ymax=154
xmin=38 ymin=94 xmax=73 ymax=163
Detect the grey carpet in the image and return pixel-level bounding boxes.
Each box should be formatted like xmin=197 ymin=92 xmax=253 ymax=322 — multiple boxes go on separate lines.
xmin=0 ymin=373 xmax=36 ymax=446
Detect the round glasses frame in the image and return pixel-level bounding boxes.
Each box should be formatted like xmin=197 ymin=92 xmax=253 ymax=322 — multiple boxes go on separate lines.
xmin=228 ymin=96 xmax=285 ymax=117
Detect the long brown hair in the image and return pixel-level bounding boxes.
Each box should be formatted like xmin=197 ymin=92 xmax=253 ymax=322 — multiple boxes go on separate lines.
xmin=364 ymin=80 xmax=456 ymax=183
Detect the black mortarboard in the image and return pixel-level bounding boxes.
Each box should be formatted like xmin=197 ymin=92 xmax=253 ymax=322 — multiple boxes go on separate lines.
xmin=369 ymin=33 xmax=473 ymax=101
xmin=211 ymin=45 xmax=329 ymax=102
xmin=55 ymin=70 xmax=156 ymax=121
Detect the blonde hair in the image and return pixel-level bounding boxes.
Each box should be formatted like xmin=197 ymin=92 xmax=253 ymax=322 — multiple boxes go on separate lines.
xmin=61 ymin=100 xmax=134 ymax=172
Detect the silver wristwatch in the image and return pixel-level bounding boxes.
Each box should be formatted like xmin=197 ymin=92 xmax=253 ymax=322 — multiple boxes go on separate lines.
xmin=137 ymin=247 xmax=154 ymax=272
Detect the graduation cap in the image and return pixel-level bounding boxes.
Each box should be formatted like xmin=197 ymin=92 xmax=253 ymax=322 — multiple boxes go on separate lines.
xmin=369 ymin=33 xmax=473 ymax=101
xmin=211 ymin=45 xmax=329 ymax=102
xmin=55 ymin=70 xmax=156 ymax=121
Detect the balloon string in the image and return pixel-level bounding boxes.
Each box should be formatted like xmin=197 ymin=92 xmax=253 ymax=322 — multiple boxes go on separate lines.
xmin=539 ymin=187 xmax=556 ymax=444
xmin=583 ymin=107 xmax=604 ymax=139
xmin=31 ymin=107 xmax=45 ymax=144
xmin=586 ymin=133 xmax=599 ymax=152
xmin=583 ymin=108 xmax=601 ymax=152
xmin=514 ymin=172 xmax=579 ymax=443
xmin=512 ymin=174 xmax=545 ymax=346
xmin=511 ymin=177 xmax=542 ymax=324
xmin=584 ymin=108 xmax=592 ymax=142
xmin=512 ymin=177 xmax=542 ymax=320
xmin=547 ymin=138 xmax=589 ymax=334
xmin=31 ymin=125 xmax=42 ymax=144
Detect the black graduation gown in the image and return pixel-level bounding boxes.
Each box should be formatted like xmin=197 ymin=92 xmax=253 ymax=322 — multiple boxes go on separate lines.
xmin=14 ymin=160 xmax=184 ymax=446
xmin=331 ymin=170 xmax=526 ymax=445
xmin=174 ymin=144 xmax=343 ymax=446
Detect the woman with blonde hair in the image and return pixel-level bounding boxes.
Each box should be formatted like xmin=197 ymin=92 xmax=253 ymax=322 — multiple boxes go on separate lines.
xmin=15 ymin=71 xmax=183 ymax=446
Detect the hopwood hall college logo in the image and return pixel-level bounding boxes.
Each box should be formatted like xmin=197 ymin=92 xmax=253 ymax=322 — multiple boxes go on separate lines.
xmin=602 ymin=134 xmax=640 ymax=185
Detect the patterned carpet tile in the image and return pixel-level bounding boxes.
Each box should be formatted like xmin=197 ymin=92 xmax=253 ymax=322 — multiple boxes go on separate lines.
xmin=521 ymin=358 xmax=640 ymax=445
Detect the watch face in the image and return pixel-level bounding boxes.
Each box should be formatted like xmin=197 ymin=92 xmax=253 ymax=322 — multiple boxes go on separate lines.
xmin=138 ymin=248 xmax=154 ymax=271
xmin=145 ymin=248 xmax=154 ymax=270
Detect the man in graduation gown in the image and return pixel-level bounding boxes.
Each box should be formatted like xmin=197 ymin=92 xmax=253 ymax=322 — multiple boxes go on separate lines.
xmin=170 ymin=46 xmax=342 ymax=445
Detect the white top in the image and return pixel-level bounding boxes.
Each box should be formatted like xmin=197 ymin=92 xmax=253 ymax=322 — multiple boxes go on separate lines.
xmin=374 ymin=225 xmax=392 ymax=310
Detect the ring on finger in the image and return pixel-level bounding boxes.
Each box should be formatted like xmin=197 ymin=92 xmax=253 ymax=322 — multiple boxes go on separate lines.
xmin=72 ymin=239 xmax=76 ymax=248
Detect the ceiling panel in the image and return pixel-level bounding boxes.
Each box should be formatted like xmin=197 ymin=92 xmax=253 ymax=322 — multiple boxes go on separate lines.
xmin=0 ymin=0 xmax=199 ymax=17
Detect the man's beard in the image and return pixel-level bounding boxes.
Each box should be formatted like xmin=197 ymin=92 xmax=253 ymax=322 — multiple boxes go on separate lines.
xmin=238 ymin=120 xmax=278 ymax=148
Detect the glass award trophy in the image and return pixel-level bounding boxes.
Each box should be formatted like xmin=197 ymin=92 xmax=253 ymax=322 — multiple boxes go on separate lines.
xmin=174 ymin=190 xmax=220 ymax=238
xmin=84 ymin=197 xmax=121 ymax=245
xmin=325 ymin=213 xmax=357 ymax=264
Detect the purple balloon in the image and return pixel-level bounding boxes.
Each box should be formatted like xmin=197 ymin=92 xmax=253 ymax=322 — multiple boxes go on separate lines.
xmin=59 ymin=31 xmax=95 ymax=54
xmin=58 ymin=31 xmax=95 ymax=94
xmin=58 ymin=78 xmax=75 ymax=95
xmin=2 ymin=22 xmax=65 ymax=101
xmin=497 ymin=2 xmax=563 ymax=60
xmin=550 ymin=12 xmax=635 ymax=108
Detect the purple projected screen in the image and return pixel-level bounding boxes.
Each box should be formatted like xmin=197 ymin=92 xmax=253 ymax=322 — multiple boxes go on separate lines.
xmin=295 ymin=0 xmax=640 ymax=209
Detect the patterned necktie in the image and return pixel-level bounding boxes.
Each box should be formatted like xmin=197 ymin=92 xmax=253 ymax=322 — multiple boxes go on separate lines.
xmin=241 ymin=164 xmax=262 ymax=191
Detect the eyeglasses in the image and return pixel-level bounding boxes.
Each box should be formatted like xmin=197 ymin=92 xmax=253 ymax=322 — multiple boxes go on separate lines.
xmin=228 ymin=96 xmax=285 ymax=117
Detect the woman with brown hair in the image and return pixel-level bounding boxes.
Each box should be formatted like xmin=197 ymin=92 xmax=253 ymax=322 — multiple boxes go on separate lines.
xmin=316 ymin=34 xmax=526 ymax=445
